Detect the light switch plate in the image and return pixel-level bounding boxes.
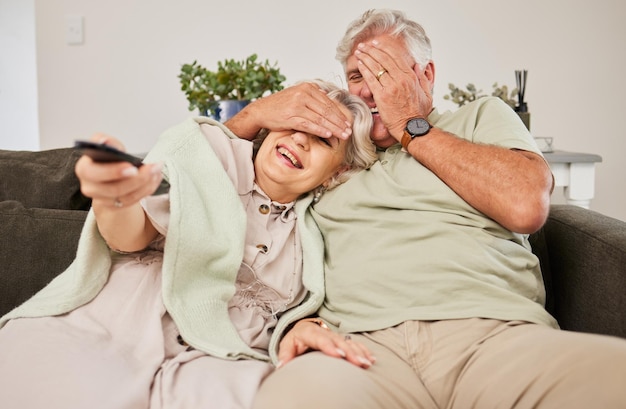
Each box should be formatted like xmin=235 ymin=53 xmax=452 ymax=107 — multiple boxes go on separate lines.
xmin=66 ymin=15 xmax=84 ymax=45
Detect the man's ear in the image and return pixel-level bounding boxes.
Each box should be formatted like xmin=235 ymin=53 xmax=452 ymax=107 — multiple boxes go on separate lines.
xmin=414 ymin=61 xmax=436 ymax=92
xmin=424 ymin=61 xmax=435 ymax=82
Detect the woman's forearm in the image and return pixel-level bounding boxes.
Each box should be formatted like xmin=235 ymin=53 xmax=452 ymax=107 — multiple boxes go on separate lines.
xmin=93 ymin=202 xmax=158 ymax=252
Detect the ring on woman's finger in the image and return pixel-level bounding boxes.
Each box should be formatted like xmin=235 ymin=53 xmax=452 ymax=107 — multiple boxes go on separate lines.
xmin=114 ymin=198 xmax=123 ymax=208
xmin=376 ymin=68 xmax=387 ymax=80
xmin=344 ymin=335 xmax=352 ymax=341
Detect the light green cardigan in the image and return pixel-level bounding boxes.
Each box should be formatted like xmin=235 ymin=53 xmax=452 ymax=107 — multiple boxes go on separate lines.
xmin=0 ymin=117 xmax=325 ymax=364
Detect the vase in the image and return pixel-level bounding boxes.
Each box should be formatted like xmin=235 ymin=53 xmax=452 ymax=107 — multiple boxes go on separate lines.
xmin=212 ymin=100 xmax=250 ymax=122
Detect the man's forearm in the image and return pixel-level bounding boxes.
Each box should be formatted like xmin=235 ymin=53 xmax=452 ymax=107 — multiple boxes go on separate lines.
xmin=223 ymin=105 xmax=261 ymax=140
xmin=405 ymin=128 xmax=553 ymax=233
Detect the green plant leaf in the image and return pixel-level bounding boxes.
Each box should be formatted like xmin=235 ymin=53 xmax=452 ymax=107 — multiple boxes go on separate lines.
xmin=443 ymin=81 xmax=520 ymax=109
xmin=178 ymin=53 xmax=286 ymax=116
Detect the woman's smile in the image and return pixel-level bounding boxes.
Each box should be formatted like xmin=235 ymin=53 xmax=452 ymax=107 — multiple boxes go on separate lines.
xmin=276 ymin=145 xmax=303 ymax=169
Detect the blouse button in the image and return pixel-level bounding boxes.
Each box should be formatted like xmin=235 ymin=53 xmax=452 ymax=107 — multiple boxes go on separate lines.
xmin=259 ymin=204 xmax=270 ymax=214
xmin=256 ymin=244 xmax=269 ymax=253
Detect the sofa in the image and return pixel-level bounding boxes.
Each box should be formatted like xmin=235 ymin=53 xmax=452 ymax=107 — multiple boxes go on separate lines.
xmin=1 ymin=147 xmax=625 ymax=339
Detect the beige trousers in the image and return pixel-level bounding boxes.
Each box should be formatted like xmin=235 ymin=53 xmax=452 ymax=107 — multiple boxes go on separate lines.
xmin=0 ymin=252 xmax=272 ymax=409
xmin=253 ymin=318 xmax=626 ymax=409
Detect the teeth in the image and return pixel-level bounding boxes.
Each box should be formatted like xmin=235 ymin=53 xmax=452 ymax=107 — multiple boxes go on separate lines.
xmin=370 ymin=107 xmax=379 ymax=114
xmin=277 ymin=147 xmax=302 ymax=168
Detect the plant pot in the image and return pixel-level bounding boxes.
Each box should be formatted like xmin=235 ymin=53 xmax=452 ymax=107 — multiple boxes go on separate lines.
xmin=204 ymin=100 xmax=250 ymax=122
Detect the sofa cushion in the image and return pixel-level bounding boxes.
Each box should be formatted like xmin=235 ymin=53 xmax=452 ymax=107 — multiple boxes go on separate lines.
xmin=0 ymin=148 xmax=91 ymax=210
xmin=0 ymin=200 xmax=87 ymax=316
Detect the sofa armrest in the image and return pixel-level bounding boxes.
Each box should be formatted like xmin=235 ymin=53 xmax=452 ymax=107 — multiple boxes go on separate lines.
xmin=544 ymin=205 xmax=626 ymax=338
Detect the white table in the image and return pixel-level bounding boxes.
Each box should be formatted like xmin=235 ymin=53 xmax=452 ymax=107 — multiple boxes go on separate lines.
xmin=544 ymin=150 xmax=602 ymax=208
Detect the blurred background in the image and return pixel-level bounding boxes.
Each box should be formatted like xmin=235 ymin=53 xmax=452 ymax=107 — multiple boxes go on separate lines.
xmin=1 ymin=0 xmax=625 ymax=220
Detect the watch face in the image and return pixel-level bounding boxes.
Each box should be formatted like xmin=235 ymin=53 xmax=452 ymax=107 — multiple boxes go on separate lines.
xmin=406 ymin=118 xmax=431 ymax=136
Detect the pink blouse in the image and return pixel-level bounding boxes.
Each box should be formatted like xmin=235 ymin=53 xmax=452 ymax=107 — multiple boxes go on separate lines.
xmin=142 ymin=123 xmax=305 ymax=353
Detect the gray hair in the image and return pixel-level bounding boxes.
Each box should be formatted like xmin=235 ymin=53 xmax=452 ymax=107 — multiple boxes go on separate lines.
xmin=310 ymin=79 xmax=376 ymax=190
xmin=336 ymin=9 xmax=432 ymax=69
xmin=254 ymin=79 xmax=376 ymax=191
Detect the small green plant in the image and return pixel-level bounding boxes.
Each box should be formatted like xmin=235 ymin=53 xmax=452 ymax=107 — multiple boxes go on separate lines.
xmin=178 ymin=54 xmax=286 ymax=117
xmin=443 ymin=82 xmax=518 ymax=109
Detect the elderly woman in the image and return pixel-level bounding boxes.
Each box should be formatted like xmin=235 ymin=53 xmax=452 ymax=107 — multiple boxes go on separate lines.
xmin=0 ymin=80 xmax=376 ymax=409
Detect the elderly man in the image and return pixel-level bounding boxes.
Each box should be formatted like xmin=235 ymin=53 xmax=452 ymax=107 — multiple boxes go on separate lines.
xmin=227 ymin=8 xmax=626 ymax=409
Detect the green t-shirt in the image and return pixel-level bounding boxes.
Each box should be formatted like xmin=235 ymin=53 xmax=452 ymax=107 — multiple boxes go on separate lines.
xmin=311 ymin=97 xmax=558 ymax=332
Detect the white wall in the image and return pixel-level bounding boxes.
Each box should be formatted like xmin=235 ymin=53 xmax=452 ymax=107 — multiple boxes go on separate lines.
xmin=0 ymin=0 xmax=39 ymax=150
xmin=5 ymin=0 xmax=626 ymax=221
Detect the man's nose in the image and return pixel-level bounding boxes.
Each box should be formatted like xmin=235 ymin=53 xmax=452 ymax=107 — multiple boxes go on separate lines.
xmin=359 ymin=82 xmax=373 ymax=100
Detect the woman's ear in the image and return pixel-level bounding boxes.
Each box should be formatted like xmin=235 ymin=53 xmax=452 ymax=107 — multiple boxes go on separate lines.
xmin=326 ymin=165 xmax=351 ymax=186
xmin=319 ymin=165 xmax=351 ymax=193
xmin=338 ymin=164 xmax=351 ymax=175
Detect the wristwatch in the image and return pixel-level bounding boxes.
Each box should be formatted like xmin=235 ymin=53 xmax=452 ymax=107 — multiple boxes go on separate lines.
xmin=401 ymin=118 xmax=431 ymax=150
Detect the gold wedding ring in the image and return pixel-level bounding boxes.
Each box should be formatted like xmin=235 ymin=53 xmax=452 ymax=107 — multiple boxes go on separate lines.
xmin=376 ymin=68 xmax=387 ymax=80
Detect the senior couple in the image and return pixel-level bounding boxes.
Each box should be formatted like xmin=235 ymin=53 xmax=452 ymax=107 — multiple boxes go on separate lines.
xmin=1 ymin=8 xmax=626 ymax=409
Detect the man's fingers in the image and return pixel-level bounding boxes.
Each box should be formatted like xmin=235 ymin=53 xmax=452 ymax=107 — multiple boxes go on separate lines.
xmin=256 ymin=82 xmax=352 ymax=140
xmin=301 ymin=87 xmax=352 ymax=139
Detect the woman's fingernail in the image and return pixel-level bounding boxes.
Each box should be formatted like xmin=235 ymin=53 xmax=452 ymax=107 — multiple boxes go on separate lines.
xmin=151 ymin=162 xmax=164 ymax=175
xmin=357 ymin=356 xmax=373 ymax=367
xmin=336 ymin=348 xmax=346 ymax=358
xmin=275 ymin=360 xmax=284 ymax=369
xmin=121 ymin=166 xmax=138 ymax=177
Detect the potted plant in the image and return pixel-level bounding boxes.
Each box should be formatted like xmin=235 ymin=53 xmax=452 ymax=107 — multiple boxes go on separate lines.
xmin=443 ymin=82 xmax=518 ymax=109
xmin=443 ymin=70 xmax=531 ymax=130
xmin=178 ymin=53 xmax=286 ymax=121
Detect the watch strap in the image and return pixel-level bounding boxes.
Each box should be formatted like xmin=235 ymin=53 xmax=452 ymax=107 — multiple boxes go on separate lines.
xmin=401 ymin=130 xmax=413 ymax=150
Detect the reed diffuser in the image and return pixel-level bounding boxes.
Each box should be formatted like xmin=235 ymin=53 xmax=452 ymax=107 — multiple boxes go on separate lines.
xmin=514 ymin=69 xmax=530 ymax=130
